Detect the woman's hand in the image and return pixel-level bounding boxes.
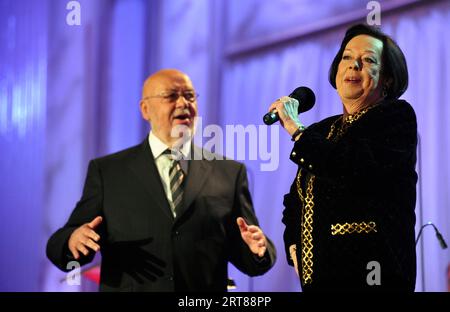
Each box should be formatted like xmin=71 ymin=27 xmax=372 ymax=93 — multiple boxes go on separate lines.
xmin=268 ymin=96 xmax=303 ymax=136
xmin=289 ymin=244 xmax=299 ymax=276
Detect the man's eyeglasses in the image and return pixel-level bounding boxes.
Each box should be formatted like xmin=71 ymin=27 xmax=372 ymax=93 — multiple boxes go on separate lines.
xmin=143 ymin=91 xmax=199 ymax=103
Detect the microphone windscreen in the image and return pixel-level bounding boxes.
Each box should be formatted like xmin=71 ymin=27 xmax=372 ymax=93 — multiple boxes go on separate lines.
xmin=289 ymin=86 xmax=316 ymax=113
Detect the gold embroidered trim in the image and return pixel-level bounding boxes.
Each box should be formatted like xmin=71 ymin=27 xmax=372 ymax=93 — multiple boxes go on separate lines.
xmin=296 ymin=169 xmax=315 ymax=285
xmin=326 ymin=105 xmax=375 ymax=141
xmin=331 ymin=221 xmax=377 ymax=235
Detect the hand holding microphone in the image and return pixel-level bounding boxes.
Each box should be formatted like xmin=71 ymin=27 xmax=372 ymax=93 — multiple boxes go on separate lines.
xmin=264 ymin=86 xmax=315 ymax=136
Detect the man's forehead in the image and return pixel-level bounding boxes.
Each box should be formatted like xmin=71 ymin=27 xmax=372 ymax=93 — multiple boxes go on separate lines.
xmin=154 ymin=74 xmax=193 ymax=90
xmin=142 ymin=70 xmax=194 ymax=97
xmin=160 ymin=76 xmax=192 ymax=88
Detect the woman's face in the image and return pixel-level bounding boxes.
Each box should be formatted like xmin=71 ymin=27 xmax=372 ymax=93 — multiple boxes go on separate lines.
xmin=336 ymin=34 xmax=384 ymax=106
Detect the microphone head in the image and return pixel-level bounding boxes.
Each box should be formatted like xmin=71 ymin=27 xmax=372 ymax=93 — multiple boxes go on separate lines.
xmin=289 ymin=86 xmax=316 ymax=113
xmin=263 ymin=86 xmax=315 ymax=125
xmin=436 ymin=232 xmax=448 ymax=249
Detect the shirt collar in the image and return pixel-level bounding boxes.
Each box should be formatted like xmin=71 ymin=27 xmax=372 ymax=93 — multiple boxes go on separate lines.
xmin=149 ymin=131 xmax=191 ymax=159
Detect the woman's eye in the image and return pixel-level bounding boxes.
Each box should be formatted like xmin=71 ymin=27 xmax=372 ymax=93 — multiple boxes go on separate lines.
xmin=342 ymin=55 xmax=351 ymax=60
xmin=365 ymin=58 xmax=376 ymax=63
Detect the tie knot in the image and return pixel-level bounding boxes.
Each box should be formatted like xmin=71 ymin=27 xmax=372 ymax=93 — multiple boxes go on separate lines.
xmin=164 ymin=149 xmax=182 ymax=161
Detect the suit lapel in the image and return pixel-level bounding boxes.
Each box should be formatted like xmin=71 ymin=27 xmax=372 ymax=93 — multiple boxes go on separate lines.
xmin=128 ymin=138 xmax=174 ymax=220
xmin=176 ymin=145 xmax=213 ymax=220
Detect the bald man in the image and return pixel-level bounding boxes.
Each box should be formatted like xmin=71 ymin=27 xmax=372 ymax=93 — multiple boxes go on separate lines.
xmin=46 ymin=69 xmax=276 ymax=291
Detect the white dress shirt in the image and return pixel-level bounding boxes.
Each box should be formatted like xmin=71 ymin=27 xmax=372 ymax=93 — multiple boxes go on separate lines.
xmin=149 ymin=131 xmax=190 ymax=217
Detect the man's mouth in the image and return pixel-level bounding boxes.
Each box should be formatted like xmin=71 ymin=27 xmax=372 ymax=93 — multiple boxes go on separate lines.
xmin=173 ymin=113 xmax=192 ymax=124
xmin=174 ymin=113 xmax=190 ymax=119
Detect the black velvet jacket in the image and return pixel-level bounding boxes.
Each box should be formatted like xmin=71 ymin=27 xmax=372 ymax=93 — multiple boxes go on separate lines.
xmin=282 ymin=99 xmax=417 ymax=291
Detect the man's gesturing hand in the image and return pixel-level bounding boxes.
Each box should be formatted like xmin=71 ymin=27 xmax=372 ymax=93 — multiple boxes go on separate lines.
xmin=237 ymin=217 xmax=267 ymax=258
xmin=68 ymin=216 xmax=103 ymax=260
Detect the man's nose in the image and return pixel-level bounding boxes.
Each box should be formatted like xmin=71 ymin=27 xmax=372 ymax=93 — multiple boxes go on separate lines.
xmin=175 ymin=94 xmax=189 ymax=108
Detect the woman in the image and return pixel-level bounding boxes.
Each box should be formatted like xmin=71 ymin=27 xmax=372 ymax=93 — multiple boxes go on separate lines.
xmin=270 ymin=24 xmax=417 ymax=291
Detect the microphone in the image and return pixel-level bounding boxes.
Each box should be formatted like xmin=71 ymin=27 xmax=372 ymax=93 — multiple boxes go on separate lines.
xmin=436 ymin=231 xmax=448 ymax=249
xmin=263 ymin=86 xmax=316 ymax=125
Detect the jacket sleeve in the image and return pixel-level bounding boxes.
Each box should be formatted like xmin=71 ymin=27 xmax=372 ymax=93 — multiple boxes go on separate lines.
xmin=46 ymin=160 xmax=105 ymax=271
xmin=227 ymin=164 xmax=276 ymax=276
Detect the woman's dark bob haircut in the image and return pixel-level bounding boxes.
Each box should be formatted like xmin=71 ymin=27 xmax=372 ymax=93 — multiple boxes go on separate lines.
xmin=329 ymin=24 xmax=408 ymax=100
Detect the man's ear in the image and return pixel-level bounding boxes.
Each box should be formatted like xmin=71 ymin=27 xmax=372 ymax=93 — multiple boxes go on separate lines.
xmin=140 ymin=100 xmax=151 ymax=122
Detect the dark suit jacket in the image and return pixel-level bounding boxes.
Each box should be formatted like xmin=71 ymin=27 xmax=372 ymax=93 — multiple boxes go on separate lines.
xmin=47 ymin=139 xmax=276 ymax=291
xmin=282 ymin=99 xmax=417 ymax=291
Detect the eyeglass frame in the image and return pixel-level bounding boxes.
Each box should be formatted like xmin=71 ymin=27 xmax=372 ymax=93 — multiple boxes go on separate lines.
xmin=142 ymin=90 xmax=199 ymax=103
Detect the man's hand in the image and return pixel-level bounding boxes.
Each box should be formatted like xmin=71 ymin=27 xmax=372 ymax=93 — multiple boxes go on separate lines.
xmin=68 ymin=216 xmax=102 ymax=260
xmin=236 ymin=217 xmax=267 ymax=257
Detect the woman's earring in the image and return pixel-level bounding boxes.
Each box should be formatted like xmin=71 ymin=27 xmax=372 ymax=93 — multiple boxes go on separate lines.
xmin=382 ymin=86 xmax=388 ymax=97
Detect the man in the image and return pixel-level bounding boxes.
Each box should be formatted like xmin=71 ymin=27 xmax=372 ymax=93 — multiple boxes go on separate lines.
xmin=46 ymin=69 xmax=276 ymax=291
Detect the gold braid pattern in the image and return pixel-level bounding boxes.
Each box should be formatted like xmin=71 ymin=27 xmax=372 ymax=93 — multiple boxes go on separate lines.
xmin=326 ymin=105 xmax=375 ymax=141
xmin=331 ymin=221 xmax=377 ymax=235
xmin=295 ymin=169 xmax=315 ymax=285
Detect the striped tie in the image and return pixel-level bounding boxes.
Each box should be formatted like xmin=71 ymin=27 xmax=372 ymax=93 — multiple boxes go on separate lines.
xmin=168 ymin=151 xmax=185 ymax=215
